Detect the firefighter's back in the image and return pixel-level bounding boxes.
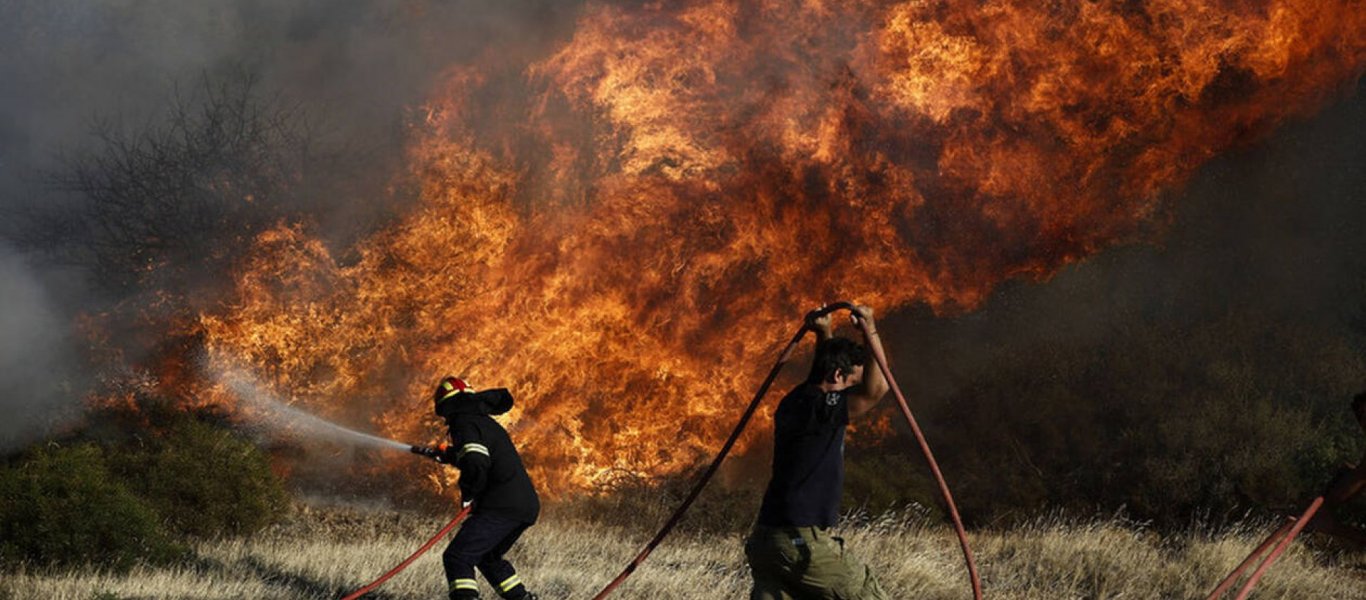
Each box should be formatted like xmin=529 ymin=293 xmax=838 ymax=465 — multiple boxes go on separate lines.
xmin=450 ymin=412 xmax=540 ymax=524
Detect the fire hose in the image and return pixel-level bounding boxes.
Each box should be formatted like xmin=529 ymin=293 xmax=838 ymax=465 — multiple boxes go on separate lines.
xmin=590 ymin=302 xmax=982 ymax=599
xmin=339 ymin=448 xmax=472 ymax=600
xmin=1203 ymin=496 xmax=1325 ymax=600
xmin=861 ymin=310 xmax=983 ymax=600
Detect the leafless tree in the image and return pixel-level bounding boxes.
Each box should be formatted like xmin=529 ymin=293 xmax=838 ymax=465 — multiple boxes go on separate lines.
xmin=11 ymin=69 xmax=345 ymax=298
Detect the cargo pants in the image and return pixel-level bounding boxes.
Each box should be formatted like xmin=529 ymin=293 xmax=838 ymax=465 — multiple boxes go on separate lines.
xmin=744 ymin=524 xmax=888 ymax=600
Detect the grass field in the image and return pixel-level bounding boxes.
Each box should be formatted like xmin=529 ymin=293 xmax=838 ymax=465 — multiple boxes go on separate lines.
xmin=4 ymin=504 xmax=1364 ymax=599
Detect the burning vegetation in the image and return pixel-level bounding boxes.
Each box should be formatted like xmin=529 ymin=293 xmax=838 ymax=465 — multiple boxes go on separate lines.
xmin=193 ymin=1 xmax=1366 ymax=496
xmin=6 ymin=4 xmax=1366 ymax=600
xmin=56 ymin=0 xmax=1366 ymax=499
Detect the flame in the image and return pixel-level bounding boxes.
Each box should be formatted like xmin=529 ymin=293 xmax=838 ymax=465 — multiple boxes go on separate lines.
xmin=186 ymin=0 xmax=1363 ymax=495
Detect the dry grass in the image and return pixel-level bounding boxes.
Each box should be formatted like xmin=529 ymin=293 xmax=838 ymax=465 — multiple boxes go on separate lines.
xmin=3 ymin=507 xmax=1363 ymax=599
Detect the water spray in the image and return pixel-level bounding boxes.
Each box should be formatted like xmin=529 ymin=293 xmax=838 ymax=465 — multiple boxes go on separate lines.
xmin=203 ymin=354 xmax=469 ymax=600
xmin=205 ymin=354 xmax=442 ymax=461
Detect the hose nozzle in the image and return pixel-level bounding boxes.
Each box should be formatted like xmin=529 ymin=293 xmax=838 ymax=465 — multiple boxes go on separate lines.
xmin=411 ymin=445 xmax=443 ymax=460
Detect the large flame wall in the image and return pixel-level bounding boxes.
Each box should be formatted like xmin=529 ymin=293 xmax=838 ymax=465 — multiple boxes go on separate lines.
xmin=198 ymin=0 xmax=1364 ymax=495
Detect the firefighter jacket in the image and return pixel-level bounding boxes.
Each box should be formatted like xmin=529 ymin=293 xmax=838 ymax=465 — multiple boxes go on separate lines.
xmin=441 ymin=389 xmax=540 ymax=524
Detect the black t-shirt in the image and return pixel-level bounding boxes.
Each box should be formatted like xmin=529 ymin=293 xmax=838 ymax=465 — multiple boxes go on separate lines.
xmin=756 ymin=383 xmax=849 ymax=528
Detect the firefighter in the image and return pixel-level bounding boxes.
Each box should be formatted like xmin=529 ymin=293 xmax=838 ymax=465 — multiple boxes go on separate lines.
xmin=745 ymin=304 xmax=891 ymax=600
xmin=433 ymin=376 xmax=541 ymax=600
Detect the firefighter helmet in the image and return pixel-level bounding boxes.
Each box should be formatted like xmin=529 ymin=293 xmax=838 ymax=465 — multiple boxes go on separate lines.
xmin=433 ymin=376 xmax=473 ymax=415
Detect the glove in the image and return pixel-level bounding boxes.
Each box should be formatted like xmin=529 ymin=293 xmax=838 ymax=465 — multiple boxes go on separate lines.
xmin=414 ymin=446 xmax=453 ymax=464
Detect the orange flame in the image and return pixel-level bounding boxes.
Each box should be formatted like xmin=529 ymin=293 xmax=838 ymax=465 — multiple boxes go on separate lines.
xmin=194 ymin=0 xmax=1363 ymax=495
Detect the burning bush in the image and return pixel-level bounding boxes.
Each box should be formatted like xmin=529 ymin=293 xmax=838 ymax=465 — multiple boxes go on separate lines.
xmin=190 ymin=0 xmax=1366 ymax=500
xmin=0 ymin=444 xmax=181 ymax=571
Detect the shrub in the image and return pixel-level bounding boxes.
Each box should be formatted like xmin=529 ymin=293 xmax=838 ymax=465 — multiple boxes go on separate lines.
xmin=109 ymin=418 xmax=290 ymax=538
xmin=873 ymin=313 xmax=1366 ymax=529
xmin=0 ymin=444 xmax=180 ymax=571
xmin=843 ymin=447 xmax=942 ymax=520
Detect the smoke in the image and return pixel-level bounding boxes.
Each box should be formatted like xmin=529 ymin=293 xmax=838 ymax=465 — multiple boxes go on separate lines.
xmin=0 ymin=0 xmax=585 ymax=214
xmin=0 ymin=1 xmax=604 ymax=467
xmin=0 ymin=0 xmax=592 ymax=434
xmin=894 ymin=75 xmax=1366 ymax=400
xmin=0 ymin=245 xmax=83 ymax=451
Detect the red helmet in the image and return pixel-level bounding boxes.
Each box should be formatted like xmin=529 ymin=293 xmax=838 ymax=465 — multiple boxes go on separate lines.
xmin=433 ymin=376 xmax=473 ymax=414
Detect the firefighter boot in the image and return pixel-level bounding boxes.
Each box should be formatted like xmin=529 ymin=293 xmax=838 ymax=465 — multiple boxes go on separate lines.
xmin=498 ymin=587 xmax=536 ymax=600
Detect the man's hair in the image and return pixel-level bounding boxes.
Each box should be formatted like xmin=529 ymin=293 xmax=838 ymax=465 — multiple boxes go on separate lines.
xmin=806 ymin=337 xmax=868 ymax=384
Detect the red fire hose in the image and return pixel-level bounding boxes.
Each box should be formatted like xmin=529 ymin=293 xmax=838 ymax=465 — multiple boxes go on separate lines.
xmin=859 ymin=311 xmax=983 ymax=599
xmin=589 ymin=319 xmax=812 ymax=599
xmin=1202 ymin=519 xmax=1294 ymax=600
xmin=1204 ymin=496 xmax=1324 ymax=600
xmin=591 ymin=302 xmax=982 ymax=599
xmin=340 ymin=503 xmax=473 ymax=600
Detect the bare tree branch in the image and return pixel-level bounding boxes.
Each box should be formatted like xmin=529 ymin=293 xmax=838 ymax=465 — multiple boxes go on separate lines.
xmin=11 ymin=68 xmax=349 ymax=301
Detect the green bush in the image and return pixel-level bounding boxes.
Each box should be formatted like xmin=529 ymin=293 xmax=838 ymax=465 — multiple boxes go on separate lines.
xmin=0 ymin=444 xmax=180 ymax=571
xmin=0 ymin=405 xmax=291 ymax=570
xmin=109 ymin=418 xmax=290 ymax=538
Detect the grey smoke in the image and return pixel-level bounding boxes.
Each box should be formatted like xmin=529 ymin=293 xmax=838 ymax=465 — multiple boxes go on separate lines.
xmin=892 ymin=76 xmax=1366 ymax=405
xmin=0 ymin=245 xmax=82 ymax=451
xmin=0 ymin=0 xmax=584 ymax=216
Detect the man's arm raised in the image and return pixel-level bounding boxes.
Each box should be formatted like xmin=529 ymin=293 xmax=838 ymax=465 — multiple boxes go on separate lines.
xmin=848 ymin=304 xmax=889 ymax=419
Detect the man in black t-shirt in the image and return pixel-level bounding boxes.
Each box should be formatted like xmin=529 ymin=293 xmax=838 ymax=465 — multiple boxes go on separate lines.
xmin=746 ymin=304 xmax=891 ymax=600
xmin=433 ymin=377 xmax=541 ymax=600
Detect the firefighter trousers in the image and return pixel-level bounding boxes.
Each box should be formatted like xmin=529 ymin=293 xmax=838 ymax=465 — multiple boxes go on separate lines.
xmin=442 ymin=512 xmax=532 ymax=599
xmin=744 ymin=524 xmax=888 ymax=600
